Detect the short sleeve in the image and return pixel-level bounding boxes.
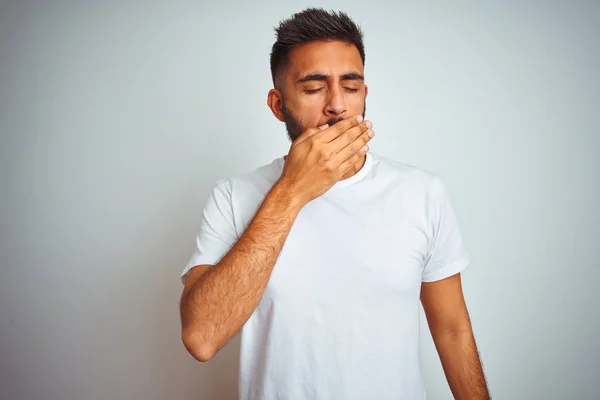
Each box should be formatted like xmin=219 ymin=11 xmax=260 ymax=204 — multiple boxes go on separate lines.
xmin=181 ymin=178 xmax=238 ymax=281
xmin=421 ymin=177 xmax=470 ymax=282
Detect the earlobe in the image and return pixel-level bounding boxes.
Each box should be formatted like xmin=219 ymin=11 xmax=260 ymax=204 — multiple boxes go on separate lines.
xmin=267 ymin=89 xmax=285 ymax=122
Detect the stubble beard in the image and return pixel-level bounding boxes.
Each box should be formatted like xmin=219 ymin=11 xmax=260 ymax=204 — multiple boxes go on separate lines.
xmin=281 ymin=101 xmax=367 ymax=143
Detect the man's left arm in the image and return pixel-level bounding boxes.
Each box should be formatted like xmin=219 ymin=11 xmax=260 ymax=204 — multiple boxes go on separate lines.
xmin=421 ymin=272 xmax=491 ymax=399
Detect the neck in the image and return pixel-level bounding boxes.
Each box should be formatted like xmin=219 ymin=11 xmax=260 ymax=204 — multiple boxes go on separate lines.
xmin=283 ymin=153 xmax=367 ymax=181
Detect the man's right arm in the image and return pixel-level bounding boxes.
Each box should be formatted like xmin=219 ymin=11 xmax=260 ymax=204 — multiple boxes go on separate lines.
xmin=180 ymin=179 xmax=302 ymax=362
xmin=180 ymin=115 xmax=373 ymax=362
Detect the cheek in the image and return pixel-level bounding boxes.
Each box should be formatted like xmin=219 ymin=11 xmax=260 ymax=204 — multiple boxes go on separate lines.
xmin=296 ymin=98 xmax=326 ymax=120
xmin=346 ymin=96 xmax=365 ymax=112
xmin=298 ymin=94 xmax=325 ymax=108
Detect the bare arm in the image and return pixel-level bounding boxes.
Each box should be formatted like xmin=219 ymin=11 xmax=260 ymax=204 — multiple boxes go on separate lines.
xmin=436 ymin=329 xmax=489 ymax=400
xmin=180 ymin=115 xmax=373 ymax=362
xmin=421 ymin=273 xmax=491 ymax=399
xmin=180 ymin=180 xmax=302 ymax=361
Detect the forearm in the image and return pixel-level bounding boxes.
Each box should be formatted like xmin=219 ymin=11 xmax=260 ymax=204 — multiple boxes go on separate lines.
xmin=435 ymin=330 xmax=490 ymax=400
xmin=181 ymin=180 xmax=303 ymax=360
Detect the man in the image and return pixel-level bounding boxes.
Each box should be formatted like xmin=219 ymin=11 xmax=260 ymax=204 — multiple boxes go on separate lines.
xmin=180 ymin=8 xmax=490 ymax=400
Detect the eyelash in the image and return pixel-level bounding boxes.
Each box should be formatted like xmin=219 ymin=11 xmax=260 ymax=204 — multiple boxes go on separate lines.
xmin=305 ymin=88 xmax=359 ymax=94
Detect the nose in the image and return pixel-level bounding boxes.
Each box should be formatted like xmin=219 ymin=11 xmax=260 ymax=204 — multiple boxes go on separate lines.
xmin=324 ymin=86 xmax=347 ymax=119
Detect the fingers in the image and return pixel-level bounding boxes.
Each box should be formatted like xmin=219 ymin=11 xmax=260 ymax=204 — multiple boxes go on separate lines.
xmin=335 ymin=126 xmax=373 ymax=166
xmin=339 ymin=150 xmax=367 ymax=175
xmin=328 ymin=119 xmax=372 ymax=154
xmin=319 ymin=115 xmax=364 ymax=143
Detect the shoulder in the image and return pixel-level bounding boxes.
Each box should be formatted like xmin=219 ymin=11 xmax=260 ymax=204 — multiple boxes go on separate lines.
xmin=370 ymin=152 xmax=441 ymax=194
xmin=210 ymin=156 xmax=284 ymax=204
xmin=369 ymin=153 xmax=454 ymax=228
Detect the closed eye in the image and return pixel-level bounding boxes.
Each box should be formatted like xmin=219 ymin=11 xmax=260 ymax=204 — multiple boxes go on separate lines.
xmin=305 ymin=88 xmax=359 ymax=94
xmin=305 ymin=88 xmax=324 ymax=94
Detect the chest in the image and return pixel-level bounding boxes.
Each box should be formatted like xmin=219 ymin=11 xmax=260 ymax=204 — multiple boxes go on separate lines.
xmin=264 ymin=194 xmax=431 ymax=311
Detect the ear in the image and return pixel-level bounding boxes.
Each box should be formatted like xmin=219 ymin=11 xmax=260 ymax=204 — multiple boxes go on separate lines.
xmin=267 ymin=89 xmax=285 ymax=122
xmin=364 ymin=84 xmax=369 ymax=99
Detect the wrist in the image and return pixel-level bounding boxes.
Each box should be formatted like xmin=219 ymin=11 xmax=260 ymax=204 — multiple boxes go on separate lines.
xmin=270 ymin=178 xmax=306 ymax=214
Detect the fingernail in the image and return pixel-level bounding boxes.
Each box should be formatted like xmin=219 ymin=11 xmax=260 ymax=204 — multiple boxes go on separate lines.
xmin=366 ymin=121 xmax=372 ymax=129
xmin=368 ymin=129 xmax=374 ymax=137
xmin=319 ymin=124 xmax=329 ymax=130
xmin=356 ymin=115 xmax=363 ymax=123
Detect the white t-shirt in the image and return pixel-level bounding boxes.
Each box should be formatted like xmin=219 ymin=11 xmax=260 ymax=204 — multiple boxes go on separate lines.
xmin=182 ymin=151 xmax=470 ymax=400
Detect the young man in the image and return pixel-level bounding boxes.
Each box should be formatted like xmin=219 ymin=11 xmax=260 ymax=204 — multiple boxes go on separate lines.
xmin=180 ymin=8 xmax=490 ymax=400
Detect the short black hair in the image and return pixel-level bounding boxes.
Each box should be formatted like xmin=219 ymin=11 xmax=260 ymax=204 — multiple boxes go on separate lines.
xmin=270 ymin=8 xmax=365 ymax=87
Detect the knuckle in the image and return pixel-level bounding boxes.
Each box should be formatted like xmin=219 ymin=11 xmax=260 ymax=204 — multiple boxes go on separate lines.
xmin=354 ymin=137 xmax=366 ymax=149
xmin=317 ymin=147 xmax=329 ymax=160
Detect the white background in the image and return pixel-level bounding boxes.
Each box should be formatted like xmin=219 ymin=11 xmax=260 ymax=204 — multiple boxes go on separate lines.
xmin=1 ymin=1 xmax=599 ymax=399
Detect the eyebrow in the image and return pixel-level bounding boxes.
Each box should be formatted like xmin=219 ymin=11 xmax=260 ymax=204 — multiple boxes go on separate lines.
xmin=296 ymin=72 xmax=364 ymax=84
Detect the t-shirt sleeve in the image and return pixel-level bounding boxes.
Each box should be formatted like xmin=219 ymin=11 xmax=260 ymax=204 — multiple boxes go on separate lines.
xmin=421 ymin=176 xmax=470 ymax=282
xmin=181 ymin=178 xmax=238 ymax=282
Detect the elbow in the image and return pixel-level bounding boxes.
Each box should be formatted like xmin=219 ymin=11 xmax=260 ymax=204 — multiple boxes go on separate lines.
xmin=181 ymin=328 xmax=215 ymax=362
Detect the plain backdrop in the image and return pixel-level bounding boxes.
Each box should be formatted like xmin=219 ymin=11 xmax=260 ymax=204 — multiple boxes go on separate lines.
xmin=1 ymin=1 xmax=599 ymax=399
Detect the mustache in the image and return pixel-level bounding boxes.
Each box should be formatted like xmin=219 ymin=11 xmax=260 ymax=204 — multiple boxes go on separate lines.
xmin=325 ymin=117 xmax=344 ymax=126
